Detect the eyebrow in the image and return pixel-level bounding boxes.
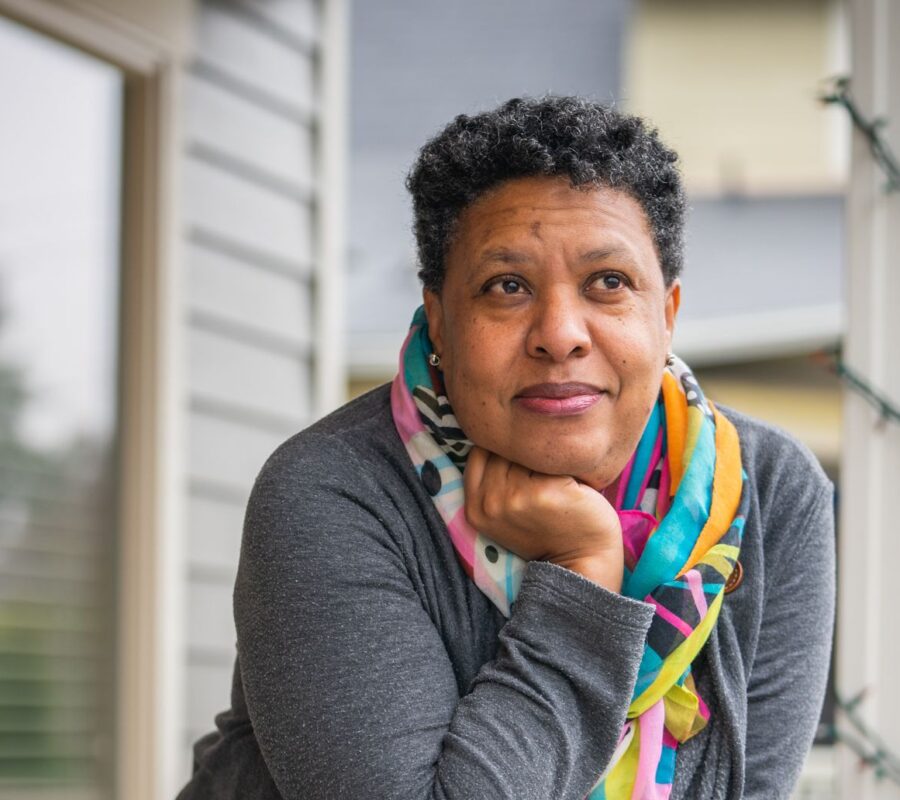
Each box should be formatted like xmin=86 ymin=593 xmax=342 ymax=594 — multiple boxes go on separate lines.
xmin=580 ymin=246 xmax=630 ymax=263
xmin=475 ymin=248 xmax=532 ymax=266
xmin=474 ymin=245 xmax=631 ymax=267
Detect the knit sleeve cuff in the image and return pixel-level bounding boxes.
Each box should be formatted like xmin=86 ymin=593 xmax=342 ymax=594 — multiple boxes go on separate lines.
xmin=516 ymin=560 xmax=655 ymax=632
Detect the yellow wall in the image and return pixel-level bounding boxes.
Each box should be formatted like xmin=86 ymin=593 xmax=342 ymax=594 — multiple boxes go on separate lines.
xmin=696 ymin=356 xmax=842 ymax=468
xmin=625 ymin=0 xmax=846 ymax=196
xmin=349 ymin=376 xmax=389 ymax=399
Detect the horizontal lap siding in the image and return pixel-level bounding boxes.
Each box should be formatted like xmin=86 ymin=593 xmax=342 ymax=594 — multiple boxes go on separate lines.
xmin=187 ymin=494 xmax=244 ymax=571
xmin=194 ymin=1 xmax=317 ymax=113
xmin=184 ymin=159 xmax=314 ymax=268
xmin=181 ymin=0 xmax=321 ymax=775
xmin=187 ymin=580 xmax=236 ymax=655
xmin=184 ymin=74 xmax=314 ymax=194
xmin=189 ymin=412 xmax=290 ymax=496
xmin=187 ymin=242 xmax=313 ymax=353
xmin=241 ymin=0 xmax=319 ymax=42
xmin=184 ymin=660 xmax=235 ymax=757
xmin=188 ymin=327 xmax=311 ymax=425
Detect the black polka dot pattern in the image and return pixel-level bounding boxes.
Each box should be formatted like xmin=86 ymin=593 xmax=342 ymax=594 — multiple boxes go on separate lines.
xmin=421 ymin=460 xmax=442 ymax=496
xmin=485 ymin=545 xmax=499 ymax=563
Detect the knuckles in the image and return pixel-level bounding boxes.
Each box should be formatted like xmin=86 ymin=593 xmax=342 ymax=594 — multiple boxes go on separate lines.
xmin=466 ymin=481 xmax=573 ymax=528
xmin=480 ymin=494 xmax=504 ymax=521
xmin=528 ymin=485 xmax=560 ymax=512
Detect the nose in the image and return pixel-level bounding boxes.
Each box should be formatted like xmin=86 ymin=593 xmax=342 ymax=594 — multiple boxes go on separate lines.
xmin=525 ymin=288 xmax=592 ymax=362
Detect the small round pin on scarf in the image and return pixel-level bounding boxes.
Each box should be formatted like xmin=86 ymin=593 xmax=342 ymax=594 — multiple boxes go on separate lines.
xmin=724 ymin=561 xmax=744 ymax=594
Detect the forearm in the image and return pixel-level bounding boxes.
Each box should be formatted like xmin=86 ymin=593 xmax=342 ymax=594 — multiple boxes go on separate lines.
xmin=238 ymin=558 xmax=653 ymax=799
xmin=233 ymin=435 xmax=656 ymax=799
xmin=432 ymin=562 xmax=652 ymax=798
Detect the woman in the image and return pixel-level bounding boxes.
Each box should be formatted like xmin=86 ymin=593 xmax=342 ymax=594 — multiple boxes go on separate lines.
xmin=178 ymin=97 xmax=834 ymax=799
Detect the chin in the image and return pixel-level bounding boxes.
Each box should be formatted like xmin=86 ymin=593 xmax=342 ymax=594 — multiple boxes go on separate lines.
xmin=510 ymin=443 xmax=618 ymax=488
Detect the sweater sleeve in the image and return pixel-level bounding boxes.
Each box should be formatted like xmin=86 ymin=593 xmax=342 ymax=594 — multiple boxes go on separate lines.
xmin=230 ymin=434 xmax=655 ymax=800
xmin=742 ymin=478 xmax=836 ymax=800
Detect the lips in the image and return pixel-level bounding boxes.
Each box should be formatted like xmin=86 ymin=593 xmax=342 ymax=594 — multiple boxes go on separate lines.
xmin=516 ymin=382 xmax=604 ymax=399
xmin=513 ymin=382 xmax=605 ymax=416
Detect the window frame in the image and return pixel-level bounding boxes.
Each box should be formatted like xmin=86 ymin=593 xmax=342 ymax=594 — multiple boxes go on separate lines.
xmin=0 ymin=1 xmax=186 ymax=798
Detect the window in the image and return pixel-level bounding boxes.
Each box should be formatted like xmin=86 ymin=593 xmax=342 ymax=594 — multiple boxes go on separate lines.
xmin=0 ymin=14 xmax=123 ymax=798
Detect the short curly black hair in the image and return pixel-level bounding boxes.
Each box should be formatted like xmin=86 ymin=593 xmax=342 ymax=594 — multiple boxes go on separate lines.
xmin=406 ymin=96 xmax=685 ymax=292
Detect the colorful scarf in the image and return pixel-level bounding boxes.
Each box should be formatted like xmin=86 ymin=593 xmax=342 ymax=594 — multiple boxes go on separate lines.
xmin=391 ymin=305 xmax=748 ymax=799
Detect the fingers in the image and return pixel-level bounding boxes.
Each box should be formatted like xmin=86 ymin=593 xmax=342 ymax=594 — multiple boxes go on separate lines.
xmin=463 ymin=447 xmax=494 ymax=528
xmin=463 ymin=447 xmax=522 ymax=530
xmin=463 ymin=445 xmax=488 ymax=499
xmin=461 ymin=448 xmax=624 ymax=579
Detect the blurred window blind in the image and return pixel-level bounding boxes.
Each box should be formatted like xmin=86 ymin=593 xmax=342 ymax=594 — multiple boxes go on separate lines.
xmin=0 ymin=15 xmax=123 ymax=799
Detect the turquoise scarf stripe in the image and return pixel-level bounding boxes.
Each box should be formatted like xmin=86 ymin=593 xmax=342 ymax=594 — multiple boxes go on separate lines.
xmin=420 ymin=451 xmax=455 ymax=472
xmin=666 ymin=579 xmax=728 ymax=592
xmin=625 ymin=423 xmax=716 ymax=599
xmin=623 ymin=402 xmax=663 ymax=510
xmin=656 ymin=744 xmax=676 ymax=783
xmin=632 ymin=659 xmax=692 ymax=704
xmin=404 ymin=306 xmax=433 ymax=393
xmin=633 ymin=648 xmax=665 ymax=697
xmin=505 ymin=556 xmax=516 ymax=603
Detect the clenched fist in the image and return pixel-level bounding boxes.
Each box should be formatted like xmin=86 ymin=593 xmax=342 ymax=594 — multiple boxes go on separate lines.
xmin=464 ymin=446 xmax=624 ymax=593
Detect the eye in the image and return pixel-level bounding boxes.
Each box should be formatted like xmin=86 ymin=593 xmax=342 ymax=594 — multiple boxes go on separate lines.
xmin=483 ymin=275 xmax=529 ymax=296
xmin=588 ymin=272 xmax=629 ymax=292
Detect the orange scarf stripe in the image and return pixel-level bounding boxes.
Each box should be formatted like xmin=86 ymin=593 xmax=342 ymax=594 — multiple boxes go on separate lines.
xmin=661 ymin=372 xmax=686 ymax=494
xmin=679 ymin=403 xmax=743 ymax=575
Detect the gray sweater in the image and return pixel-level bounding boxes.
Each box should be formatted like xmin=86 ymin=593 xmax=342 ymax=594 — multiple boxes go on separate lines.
xmin=177 ymin=383 xmax=834 ymax=800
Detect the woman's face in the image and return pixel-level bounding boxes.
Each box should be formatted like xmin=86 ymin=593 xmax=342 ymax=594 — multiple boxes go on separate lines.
xmin=423 ymin=176 xmax=680 ymax=491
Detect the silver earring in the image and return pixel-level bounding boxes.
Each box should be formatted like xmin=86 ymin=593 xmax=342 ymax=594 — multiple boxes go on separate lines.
xmin=428 ymin=352 xmax=442 ymax=367
xmin=666 ymin=353 xmax=675 ymax=367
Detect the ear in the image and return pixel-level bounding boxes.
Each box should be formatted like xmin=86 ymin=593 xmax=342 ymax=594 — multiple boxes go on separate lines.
xmin=664 ymin=280 xmax=681 ymax=353
xmin=423 ymin=289 xmax=445 ymax=356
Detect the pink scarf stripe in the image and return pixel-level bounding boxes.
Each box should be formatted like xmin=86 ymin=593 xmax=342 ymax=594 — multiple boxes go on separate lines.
xmin=644 ymin=596 xmax=695 ymax=639
xmin=447 ymin=507 xmax=476 ymax=567
xmin=631 ymin=699 xmax=666 ymax=800
xmin=616 ymin=450 xmax=637 ymax=509
xmin=685 ymin=568 xmax=708 ymax=617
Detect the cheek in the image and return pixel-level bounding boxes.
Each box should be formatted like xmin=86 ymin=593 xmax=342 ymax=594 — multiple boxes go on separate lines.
xmin=612 ymin=307 xmax=668 ymax=361
xmin=605 ymin=319 xmax=667 ymax=408
xmin=443 ymin=328 xmax=499 ymax=407
xmin=446 ymin=320 xmax=511 ymax=385
xmin=441 ymin=325 xmax=519 ymax=443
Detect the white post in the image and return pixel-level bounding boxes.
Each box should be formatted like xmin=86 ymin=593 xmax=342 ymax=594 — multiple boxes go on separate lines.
xmin=837 ymin=1 xmax=900 ymax=798
xmin=314 ymin=0 xmax=349 ymax=416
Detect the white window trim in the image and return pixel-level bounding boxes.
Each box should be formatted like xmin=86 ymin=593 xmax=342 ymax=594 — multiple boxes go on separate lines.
xmin=838 ymin=1 xmax=900 ymax=799
xmin=0 ymin=1 xmax=186 ymax=798
xmin=315 ymin=0 xmax=349 ymax=416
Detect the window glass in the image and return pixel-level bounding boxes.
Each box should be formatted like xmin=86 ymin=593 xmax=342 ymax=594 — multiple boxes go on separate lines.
xmin=0 ymin=14 xmax=123 ymax=798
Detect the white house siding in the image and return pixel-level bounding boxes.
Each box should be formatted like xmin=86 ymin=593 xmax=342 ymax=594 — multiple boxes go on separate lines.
xmin=181 ymin=0 xmax=322 ymax=775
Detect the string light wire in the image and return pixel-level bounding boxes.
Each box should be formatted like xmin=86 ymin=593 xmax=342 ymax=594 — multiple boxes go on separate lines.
xmin=820 ymin=76 xmax=900 ymax=192
xmin=815 ymin=75 xmax=900 ymax=786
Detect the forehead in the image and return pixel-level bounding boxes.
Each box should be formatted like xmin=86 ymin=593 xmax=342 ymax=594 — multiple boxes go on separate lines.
xmin=445 ymin=177 xmax=662 ymax=281
xmin=452 ymin=176 xmax=655 ymax=251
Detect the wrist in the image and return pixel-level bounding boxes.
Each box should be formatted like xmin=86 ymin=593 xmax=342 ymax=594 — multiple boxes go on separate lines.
xmin=549 ymin=553 xmax=624 ymax=593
